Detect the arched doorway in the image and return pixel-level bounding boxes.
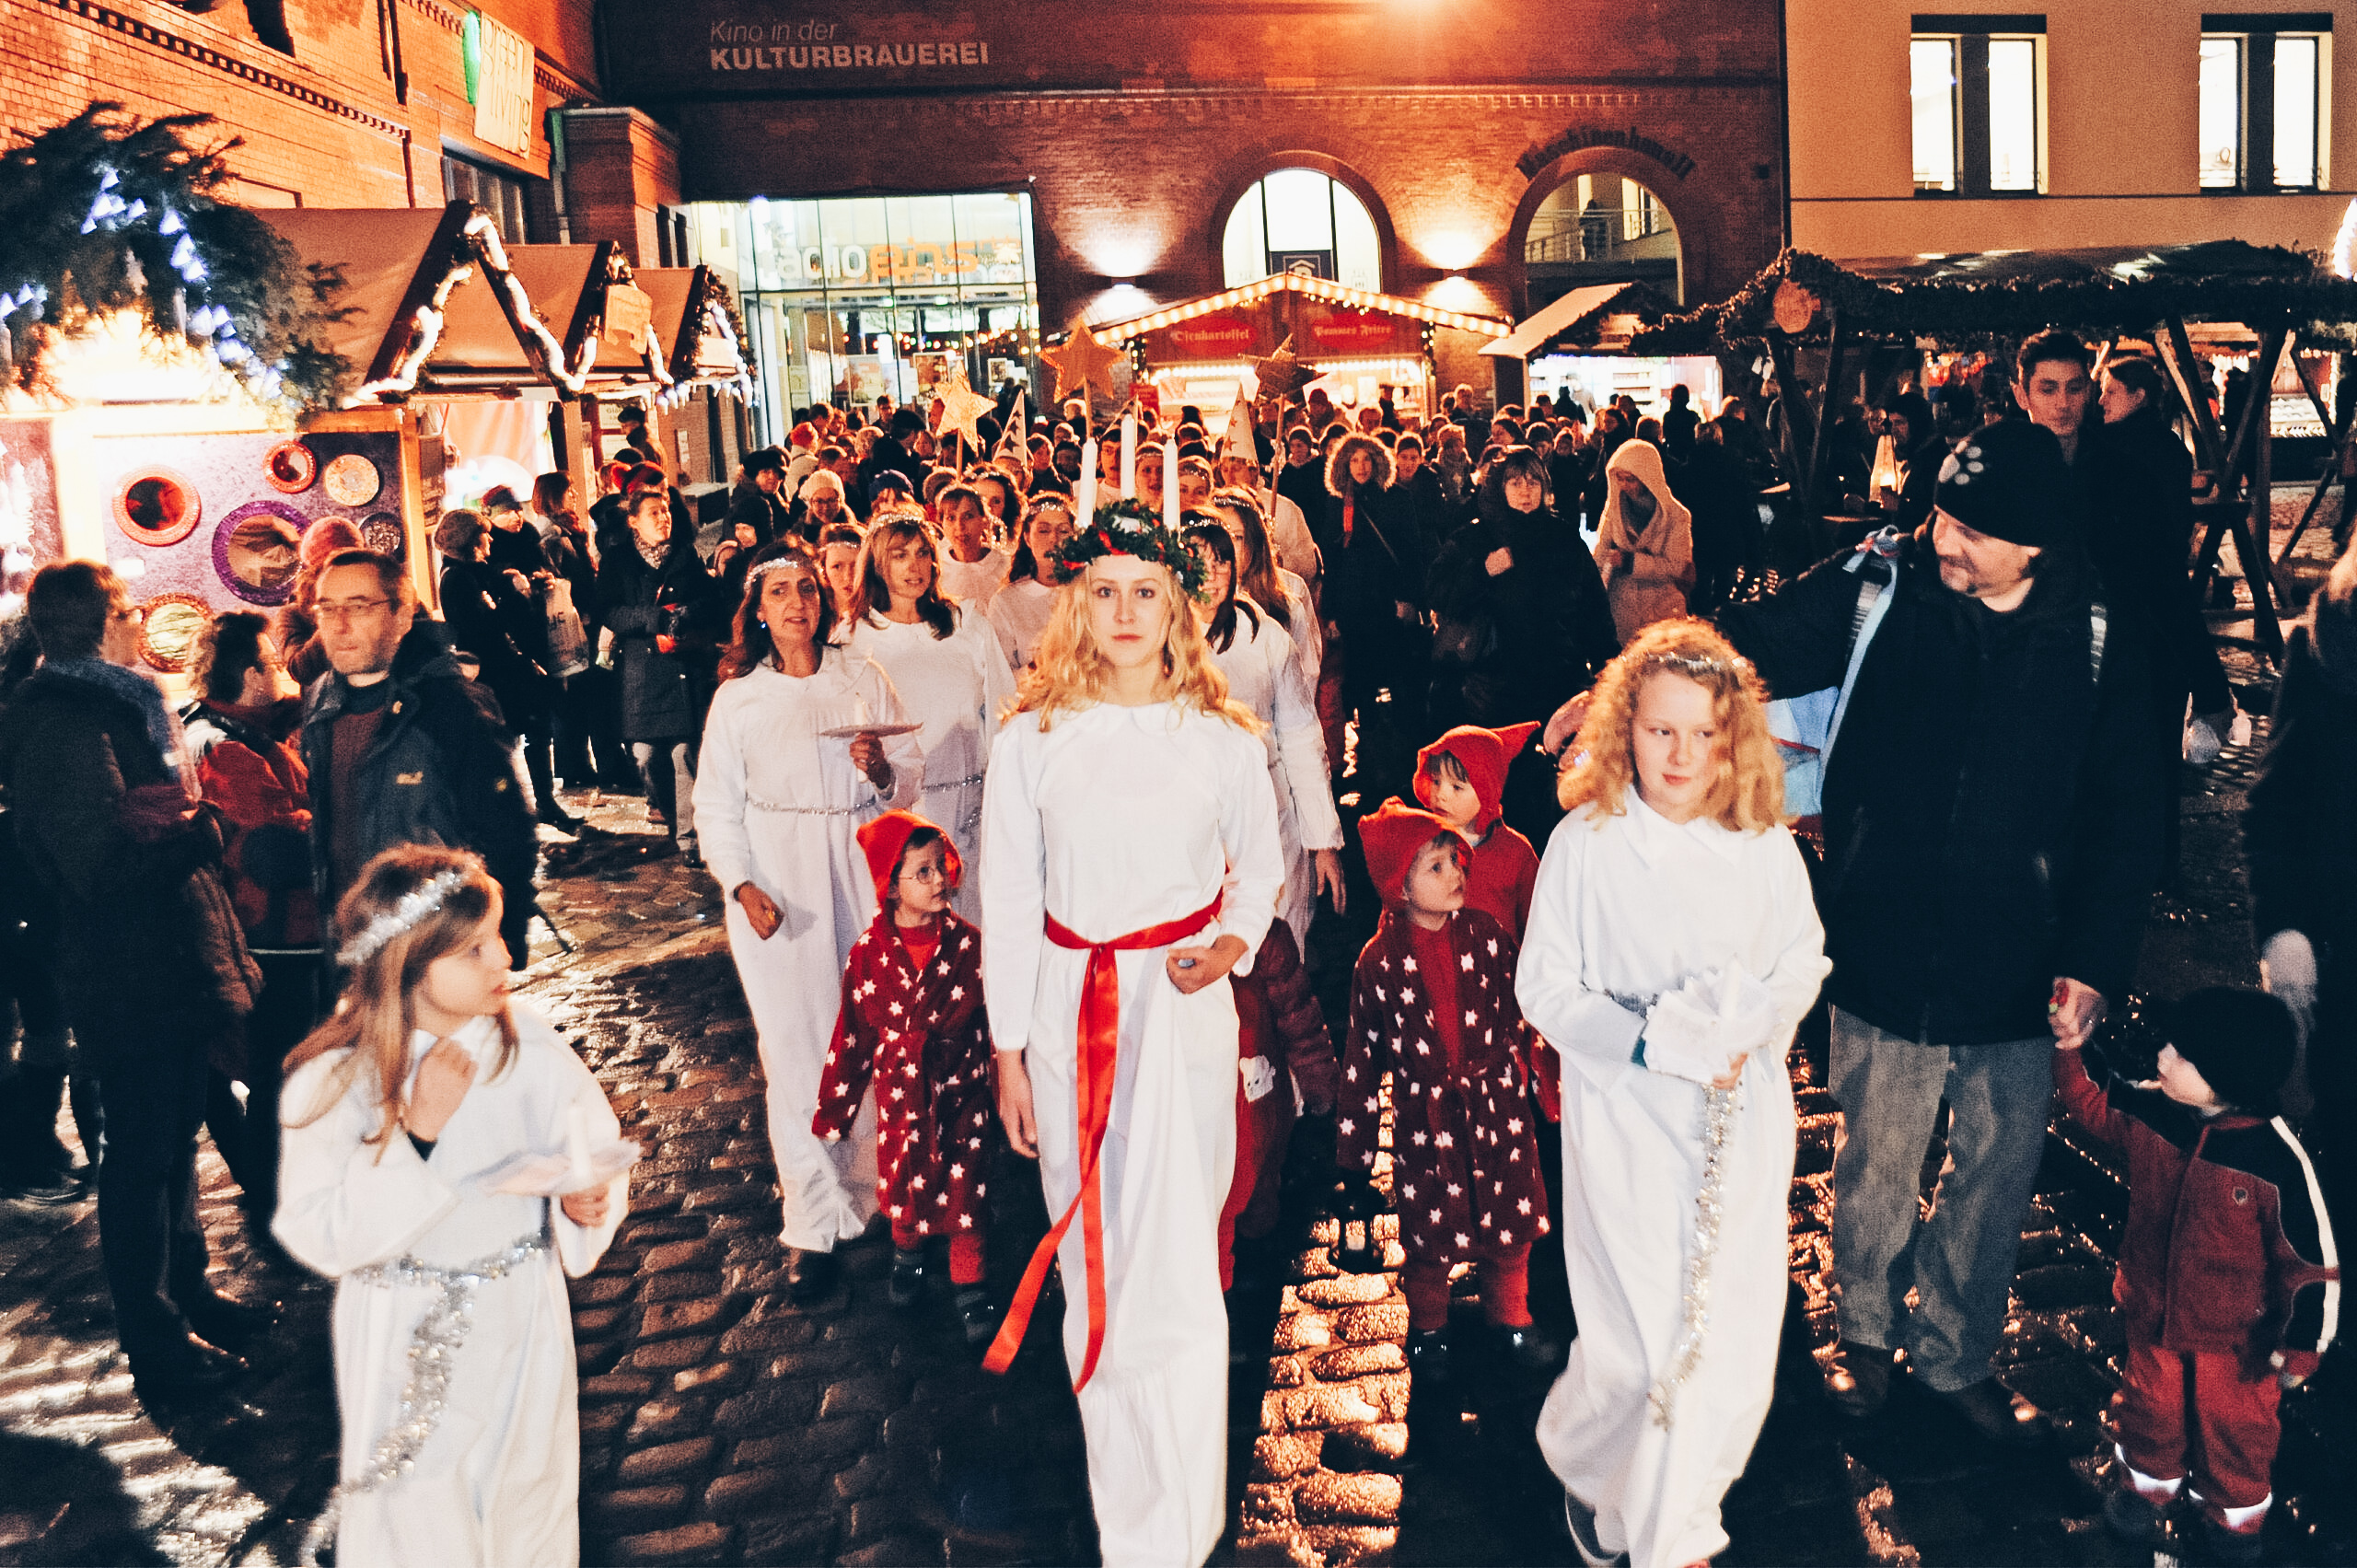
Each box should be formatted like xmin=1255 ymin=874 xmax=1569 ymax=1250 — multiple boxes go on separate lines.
xmin=1220 ymin=168 xmax=1383 ymax=290
xmin=1520 ymin=170 xmax=1683 ymax=309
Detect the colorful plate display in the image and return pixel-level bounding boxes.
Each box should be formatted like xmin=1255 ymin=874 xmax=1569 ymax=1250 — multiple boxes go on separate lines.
xmin=360 ymin=510 xmax=404 ymax=556
xmin=213 ymin=499 xmax=310 ymax=606
xmin=135 ymin=591 xmax=215 ymax=673
xmin=264 ymin=440 xmax=318 ymax=494
xmin=112 ymin=466 xmax=203 ymax=548
xmin=323 ymin=452 xmax=381 ymax=506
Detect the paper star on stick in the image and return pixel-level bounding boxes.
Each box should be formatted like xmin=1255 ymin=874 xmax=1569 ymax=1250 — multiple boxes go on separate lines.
xmin=1249 ymin=334 xmax=1319 ymax=405
xmin=1043 ymin=313 xmax=1123 ymax=401
xmin=934 ymin=364 xmax=996 ymax=451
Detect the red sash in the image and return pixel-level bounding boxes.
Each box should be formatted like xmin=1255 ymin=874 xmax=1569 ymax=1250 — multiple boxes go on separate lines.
xmin=981 ymin=895 xmax=1223 ymax=1390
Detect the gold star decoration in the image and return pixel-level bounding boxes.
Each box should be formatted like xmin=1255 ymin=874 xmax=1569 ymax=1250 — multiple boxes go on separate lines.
xmin=1042 ymin=313 xmax=1123 ymax=402
xmin=933 ymin=363 xmax=996 ymax=453
xmin=1249 ymin=334 xmax=1320 ymax=405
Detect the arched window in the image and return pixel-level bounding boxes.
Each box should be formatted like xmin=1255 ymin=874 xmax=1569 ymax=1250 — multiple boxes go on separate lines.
xmin=1522 ymin=172 xmax=1682 ymax=307
xmin=1221 ymin=169 xmax=1381 ymax=291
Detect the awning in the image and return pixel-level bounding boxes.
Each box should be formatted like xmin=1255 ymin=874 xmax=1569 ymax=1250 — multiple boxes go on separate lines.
xmin=633 ymin=265 xmax=753 ymax=397
xmin=1480 ymin=281 xmax=1680 ymax=360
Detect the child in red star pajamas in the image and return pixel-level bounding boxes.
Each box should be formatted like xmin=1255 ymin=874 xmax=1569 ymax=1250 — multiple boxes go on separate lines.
xmin=815 ymin=809 xmax=999 ymax=1344
xmin=1414 ymin=723 xmax=1541 ymax=940
xmin=2056 ymin=987 xmax=2339 ymax=1565
xmin=1340 ymin=797 xmax=1558 ymax=1386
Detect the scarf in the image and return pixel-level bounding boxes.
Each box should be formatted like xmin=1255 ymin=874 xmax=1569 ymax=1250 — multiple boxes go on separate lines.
xmin=44 ymin=656 xmax=182 ymax=774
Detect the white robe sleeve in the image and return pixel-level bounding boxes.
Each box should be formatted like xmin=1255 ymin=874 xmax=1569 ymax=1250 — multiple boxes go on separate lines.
xmin=969 ymin=604 xmax=1018 ymax=737
xmin=856 ymin=656 xmax=925 ymax=810
xmin=980 ymin=716 xmax=1047 ymax=1056
xmin=692 ymin=689 xmax=757 ymax=895
xmin=1760 ymin=830 xmax=1833 ymax=1051
xmin=1213 ymin=723 xmax=1285 ymax=977
xmin=1268 ymin=621 xmax=1342 ymax=853
xmin=984 ymin=592 xmax=1025 ymax=671
xmin=273 ymin=1056 xmax=462 ymax=1276
xmin=1516 ymin=820 xmax=1647 ymax=1064
xmin=538 ymin=1039 xmax=629 ymax=1279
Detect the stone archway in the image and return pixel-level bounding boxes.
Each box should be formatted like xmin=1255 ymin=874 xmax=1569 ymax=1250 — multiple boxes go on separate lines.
xmin=1507 ymin=145 xmax=1707 ymax=316
xmin=1204 ymin=148 xmax=1400 ymax=294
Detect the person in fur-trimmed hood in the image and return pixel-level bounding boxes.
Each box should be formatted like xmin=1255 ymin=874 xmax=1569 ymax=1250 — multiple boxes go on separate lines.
xmin=1592 ymin=437 xmax=1695 ymax=643
xmin=1316 ymin=431 xmax=1432 ymax=766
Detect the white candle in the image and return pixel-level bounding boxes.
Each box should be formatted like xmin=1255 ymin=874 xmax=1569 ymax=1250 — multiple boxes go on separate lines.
xmin=1162 ymin=436 xmax=1179 ymax=528
xmin=564 ymin=1102 xmax=591 ymax=1191
xmin=1075 ymin=438 xmax=1098 ymax=526
xmin=1119 ymin=413 xmax=1136 ymax=498
xmin=853 ymin=692 xmax=872 ymax=726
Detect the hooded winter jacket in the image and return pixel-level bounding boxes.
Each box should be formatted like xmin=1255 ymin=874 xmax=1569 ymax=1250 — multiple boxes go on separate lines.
xmin=1593 ymin=438 xmax=1695 ymax=641
xmin=1720 ymin=534 xmax=2165 ymax=1043
xmin=1316 ymin=435 xmax=1429 ymax=636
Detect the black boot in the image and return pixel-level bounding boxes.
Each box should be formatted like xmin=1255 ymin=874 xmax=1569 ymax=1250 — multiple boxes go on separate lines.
xmin=16 ymin=1063 xmax=74 ymax=1174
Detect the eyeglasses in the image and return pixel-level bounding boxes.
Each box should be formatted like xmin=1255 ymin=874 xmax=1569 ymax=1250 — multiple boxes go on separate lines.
xmin=315 ymin=598 xmax=393 ymax=624
xmin=899 ymin=864 xmax=949 ymax=883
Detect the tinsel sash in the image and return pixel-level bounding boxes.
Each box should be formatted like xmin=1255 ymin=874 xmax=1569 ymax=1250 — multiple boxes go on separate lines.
xmin=982 ymin=896 xmax=1222 ymax=1390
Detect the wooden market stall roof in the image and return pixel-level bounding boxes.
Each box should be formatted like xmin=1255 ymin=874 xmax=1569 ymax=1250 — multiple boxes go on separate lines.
xmin=1093 ymin=271 xmax=1513 ymax=344
xmin=1480 ymin=280 xmax=1680 ymax=361
xmin=634 ymin=265 xmax=754 ymax=396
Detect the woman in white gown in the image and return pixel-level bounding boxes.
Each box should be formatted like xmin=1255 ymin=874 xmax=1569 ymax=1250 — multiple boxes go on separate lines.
xmin=694 ymin=548 xmax=923 ymax=1302
xmin=1515 ymin=620 xmax=1829 ymax=1568
xmin=984 ymin=494 xmax=1075 ymax=673
xmin=981 ymin=500 xmax=1284 ymax=1567
xmin=275 ymin=846 xmax=629 ymax=1568
xmin=845 ymin=514 xmax=1016 ymax=919
xmin=1183 ymin=513 xmax=1343 ymax=950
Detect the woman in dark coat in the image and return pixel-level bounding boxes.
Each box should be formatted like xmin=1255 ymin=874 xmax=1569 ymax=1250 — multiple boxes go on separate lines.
xmin=434 ymin=508 xmax=569 ymax=826
xmin=1315 ymin=431 xmax=1430 ymax=780
xmin=1428 ymin=444 xmax=1620 ymax=738
xmin=596 ymin=487 xmax=718 ymax=858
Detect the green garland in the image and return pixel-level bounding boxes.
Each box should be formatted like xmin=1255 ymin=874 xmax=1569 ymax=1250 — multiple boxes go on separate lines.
xmin=1046 ymin=496 xmax=1210 ymax=598
xmin=0 ymin=104 xmax=352 ymax=412
xmin=1629 ymin=241 xmax=2357 ymax=356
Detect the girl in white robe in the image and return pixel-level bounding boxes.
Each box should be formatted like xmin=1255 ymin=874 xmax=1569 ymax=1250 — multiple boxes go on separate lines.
xmin=694 ymin=551 xmax=923 ymax=1288
xmin=275 ymin=846 xmax=631 ymax=1568
xmin=1185 ymin=517 xmax=1343 ymax=953
xmin=846 ymin=516 xmax=1017 ymax=923
xmin=981 ymin=508 xmax=1284 ymax=1567
xmin=985 ymin=494 xmax=1075 ymax=673
xmin=1515 ymin=620 xmax=1829 ymax=1568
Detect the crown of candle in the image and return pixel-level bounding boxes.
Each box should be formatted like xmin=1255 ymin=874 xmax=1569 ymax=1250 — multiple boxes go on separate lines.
xmin=1046 ymin=496 xmax=1209 ymax=598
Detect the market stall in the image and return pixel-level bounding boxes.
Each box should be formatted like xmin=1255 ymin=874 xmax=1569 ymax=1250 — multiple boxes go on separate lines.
xmin=1478 ymin=280 xmax=1701 ymax=416
xmin=1632 ymin=241 xmax=2357 ymax=660
xmin=1091 ymin=271 xmax=1512 ymax=427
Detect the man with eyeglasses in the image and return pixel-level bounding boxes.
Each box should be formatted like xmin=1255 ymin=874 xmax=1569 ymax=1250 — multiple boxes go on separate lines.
xmin=298 ymin=549 xmax=538 ymax=960
xmin=1 ymin=562 xmax=275 ymax=1399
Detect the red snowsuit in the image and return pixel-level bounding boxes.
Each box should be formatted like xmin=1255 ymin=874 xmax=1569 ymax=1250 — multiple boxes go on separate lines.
xmin=2053 ymin=1045 xmax=2340 ymax=1524
xmin=1415 ymin=722 xmax=1540 ymax=940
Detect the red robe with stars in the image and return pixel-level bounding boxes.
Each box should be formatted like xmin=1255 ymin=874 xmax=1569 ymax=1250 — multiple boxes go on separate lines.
xmin=1338 ymin=905 xmax=1550 ymax=1265
xmin=813 ymin=912 xmax=995 ymax=1243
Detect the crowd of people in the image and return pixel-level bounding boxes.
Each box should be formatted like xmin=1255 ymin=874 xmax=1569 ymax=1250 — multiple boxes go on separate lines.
xmin=0 ymin=322 xmax=2346 ymax=1568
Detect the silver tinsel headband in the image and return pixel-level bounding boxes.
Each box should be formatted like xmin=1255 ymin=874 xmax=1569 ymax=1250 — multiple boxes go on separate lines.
xmin=338 ymin=868 xmax=470 ymax=968
xmin=747 ymin=552 xmax=820 ymax=585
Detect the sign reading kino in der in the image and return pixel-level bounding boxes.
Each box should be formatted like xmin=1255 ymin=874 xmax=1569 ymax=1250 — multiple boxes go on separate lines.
xmin=707 ymin=14 xmax=995 ymax=73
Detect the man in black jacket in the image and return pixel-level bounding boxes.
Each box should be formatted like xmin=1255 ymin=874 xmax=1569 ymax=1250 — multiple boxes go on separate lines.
xmin=3 ymin=563 xmax=272 ymax=1398
xmin=726 ymin=447 xmax=793 ymax=547
xmin=855 ymin=409 xmax=926 ymax=518
xmin=301 ymin=551 xmax=539 ymax=958
xmin=1720 ymin=421 xmax=2166 ymax=1442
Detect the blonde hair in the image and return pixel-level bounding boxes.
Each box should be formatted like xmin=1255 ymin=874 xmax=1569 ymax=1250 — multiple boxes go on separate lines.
xmin=1009 ymin=559 xmax=1259 ymax=732
xmin=284 ymin=845 xmax=519 ymax=1153
xmin=1557 ymin=618 xmax=1785 ymax=833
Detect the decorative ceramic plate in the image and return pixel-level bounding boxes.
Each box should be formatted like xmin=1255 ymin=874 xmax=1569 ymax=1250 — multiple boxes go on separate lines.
xmin=323 ymin=452 xmax=381 ymax=506
xmin=214 ymin=499 xmax=310 ymax=606
xmin=360 ymin=510 xmax=404 ymax=555
xmin=264 ymin=440 xmax=318 ymax=494
xmin=112 ymin=466 xmax=203 ymax=547
xmin=136 ymin=591 xmax=215 ymax=673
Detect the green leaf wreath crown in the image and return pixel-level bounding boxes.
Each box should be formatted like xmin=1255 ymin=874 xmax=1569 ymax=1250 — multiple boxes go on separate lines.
xmin=1045 ymin=496 xmax=1209 ymax=598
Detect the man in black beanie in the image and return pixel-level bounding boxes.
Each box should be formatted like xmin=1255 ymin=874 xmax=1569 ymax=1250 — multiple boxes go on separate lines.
xmin=1720 ymin=419 xmax=2168 ymax=1443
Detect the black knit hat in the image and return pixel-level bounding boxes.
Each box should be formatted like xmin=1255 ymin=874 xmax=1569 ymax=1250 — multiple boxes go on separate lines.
xmin=1934 ymin=420 xmax=2073 ymax=549
xmin=2161 ymin=986 xmax=2298 ymax=1113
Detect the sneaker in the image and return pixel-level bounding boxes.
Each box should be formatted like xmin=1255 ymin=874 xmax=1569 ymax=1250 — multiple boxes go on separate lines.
xmin=1562 ymin=1490 xmax=1627 ymax=1568
xmin=2201 ymin=1514 xmax=2266 ymax=1565
xmin=888 ymin=1246 xmax=928 ymax=1308
xmin=2102 ymin=1481 xmax=2172 ymax=1545
xmin=956 ymin=1284 xmax=999 ymax=1347
xmin=1925 ymin=1377 xmax=2047 ymax=1447
xmin=1826 ymin=1337 xmax=1891 ymax=1417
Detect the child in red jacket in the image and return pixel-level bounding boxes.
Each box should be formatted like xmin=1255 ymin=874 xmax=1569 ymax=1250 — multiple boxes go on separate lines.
xmin=1341 ymin=798 xmax=1557 ymax=1386
xmin=1413 ymin=723 xmax=1540 ymax=940
xmin=2055 ymin=987 xmax=2338 ymax=1563
xmin=814 ymin=810 xmax=998 ymax=1345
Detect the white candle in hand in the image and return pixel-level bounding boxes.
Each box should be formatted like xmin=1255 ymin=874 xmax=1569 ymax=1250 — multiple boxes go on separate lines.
xmin=853 ymin=693 xmax=872 ymax=727
xmin=564 ymin=1102 xmax=592 ymax=1191
xmin=1075 ymin=439 xmax=1098 ymax=527
xmin=1120 ymin=413 xmax=1136 ymax=497
xmin=1162 ymin=436 xmax=1179 ymax=528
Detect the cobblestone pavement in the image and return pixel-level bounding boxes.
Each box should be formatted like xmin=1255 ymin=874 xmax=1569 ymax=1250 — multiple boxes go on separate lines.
xmin=3 ymin=500 xmax=2353 ymax=1565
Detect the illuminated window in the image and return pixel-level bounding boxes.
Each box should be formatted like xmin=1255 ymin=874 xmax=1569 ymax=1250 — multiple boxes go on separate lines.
xmin=2200 ymin=21 xmax=2332 ymax=192
xmin=1910 ymin=17 xmax=2045 ymax=196
xmin=1221 ymin=170 xmax=1382 ymax=291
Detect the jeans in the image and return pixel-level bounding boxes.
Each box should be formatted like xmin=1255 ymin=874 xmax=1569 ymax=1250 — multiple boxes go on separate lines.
xmin=87 ymin=1033 xmax=216 ymax=1363
xmin=1828 ymin=1008 xmax=2053 ymax=1391
xmin=633 ymin=740 xmax=696 ymax=845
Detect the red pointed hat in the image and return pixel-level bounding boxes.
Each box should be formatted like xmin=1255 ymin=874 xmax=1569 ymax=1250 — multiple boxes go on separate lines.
xmin=1358 ymin=797 xmax=1468 ymax=906
xmin=856 ymin=809 xmax=963 ymax=908
xmin=1413 ymin=722 xmax=1539 ymax=832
